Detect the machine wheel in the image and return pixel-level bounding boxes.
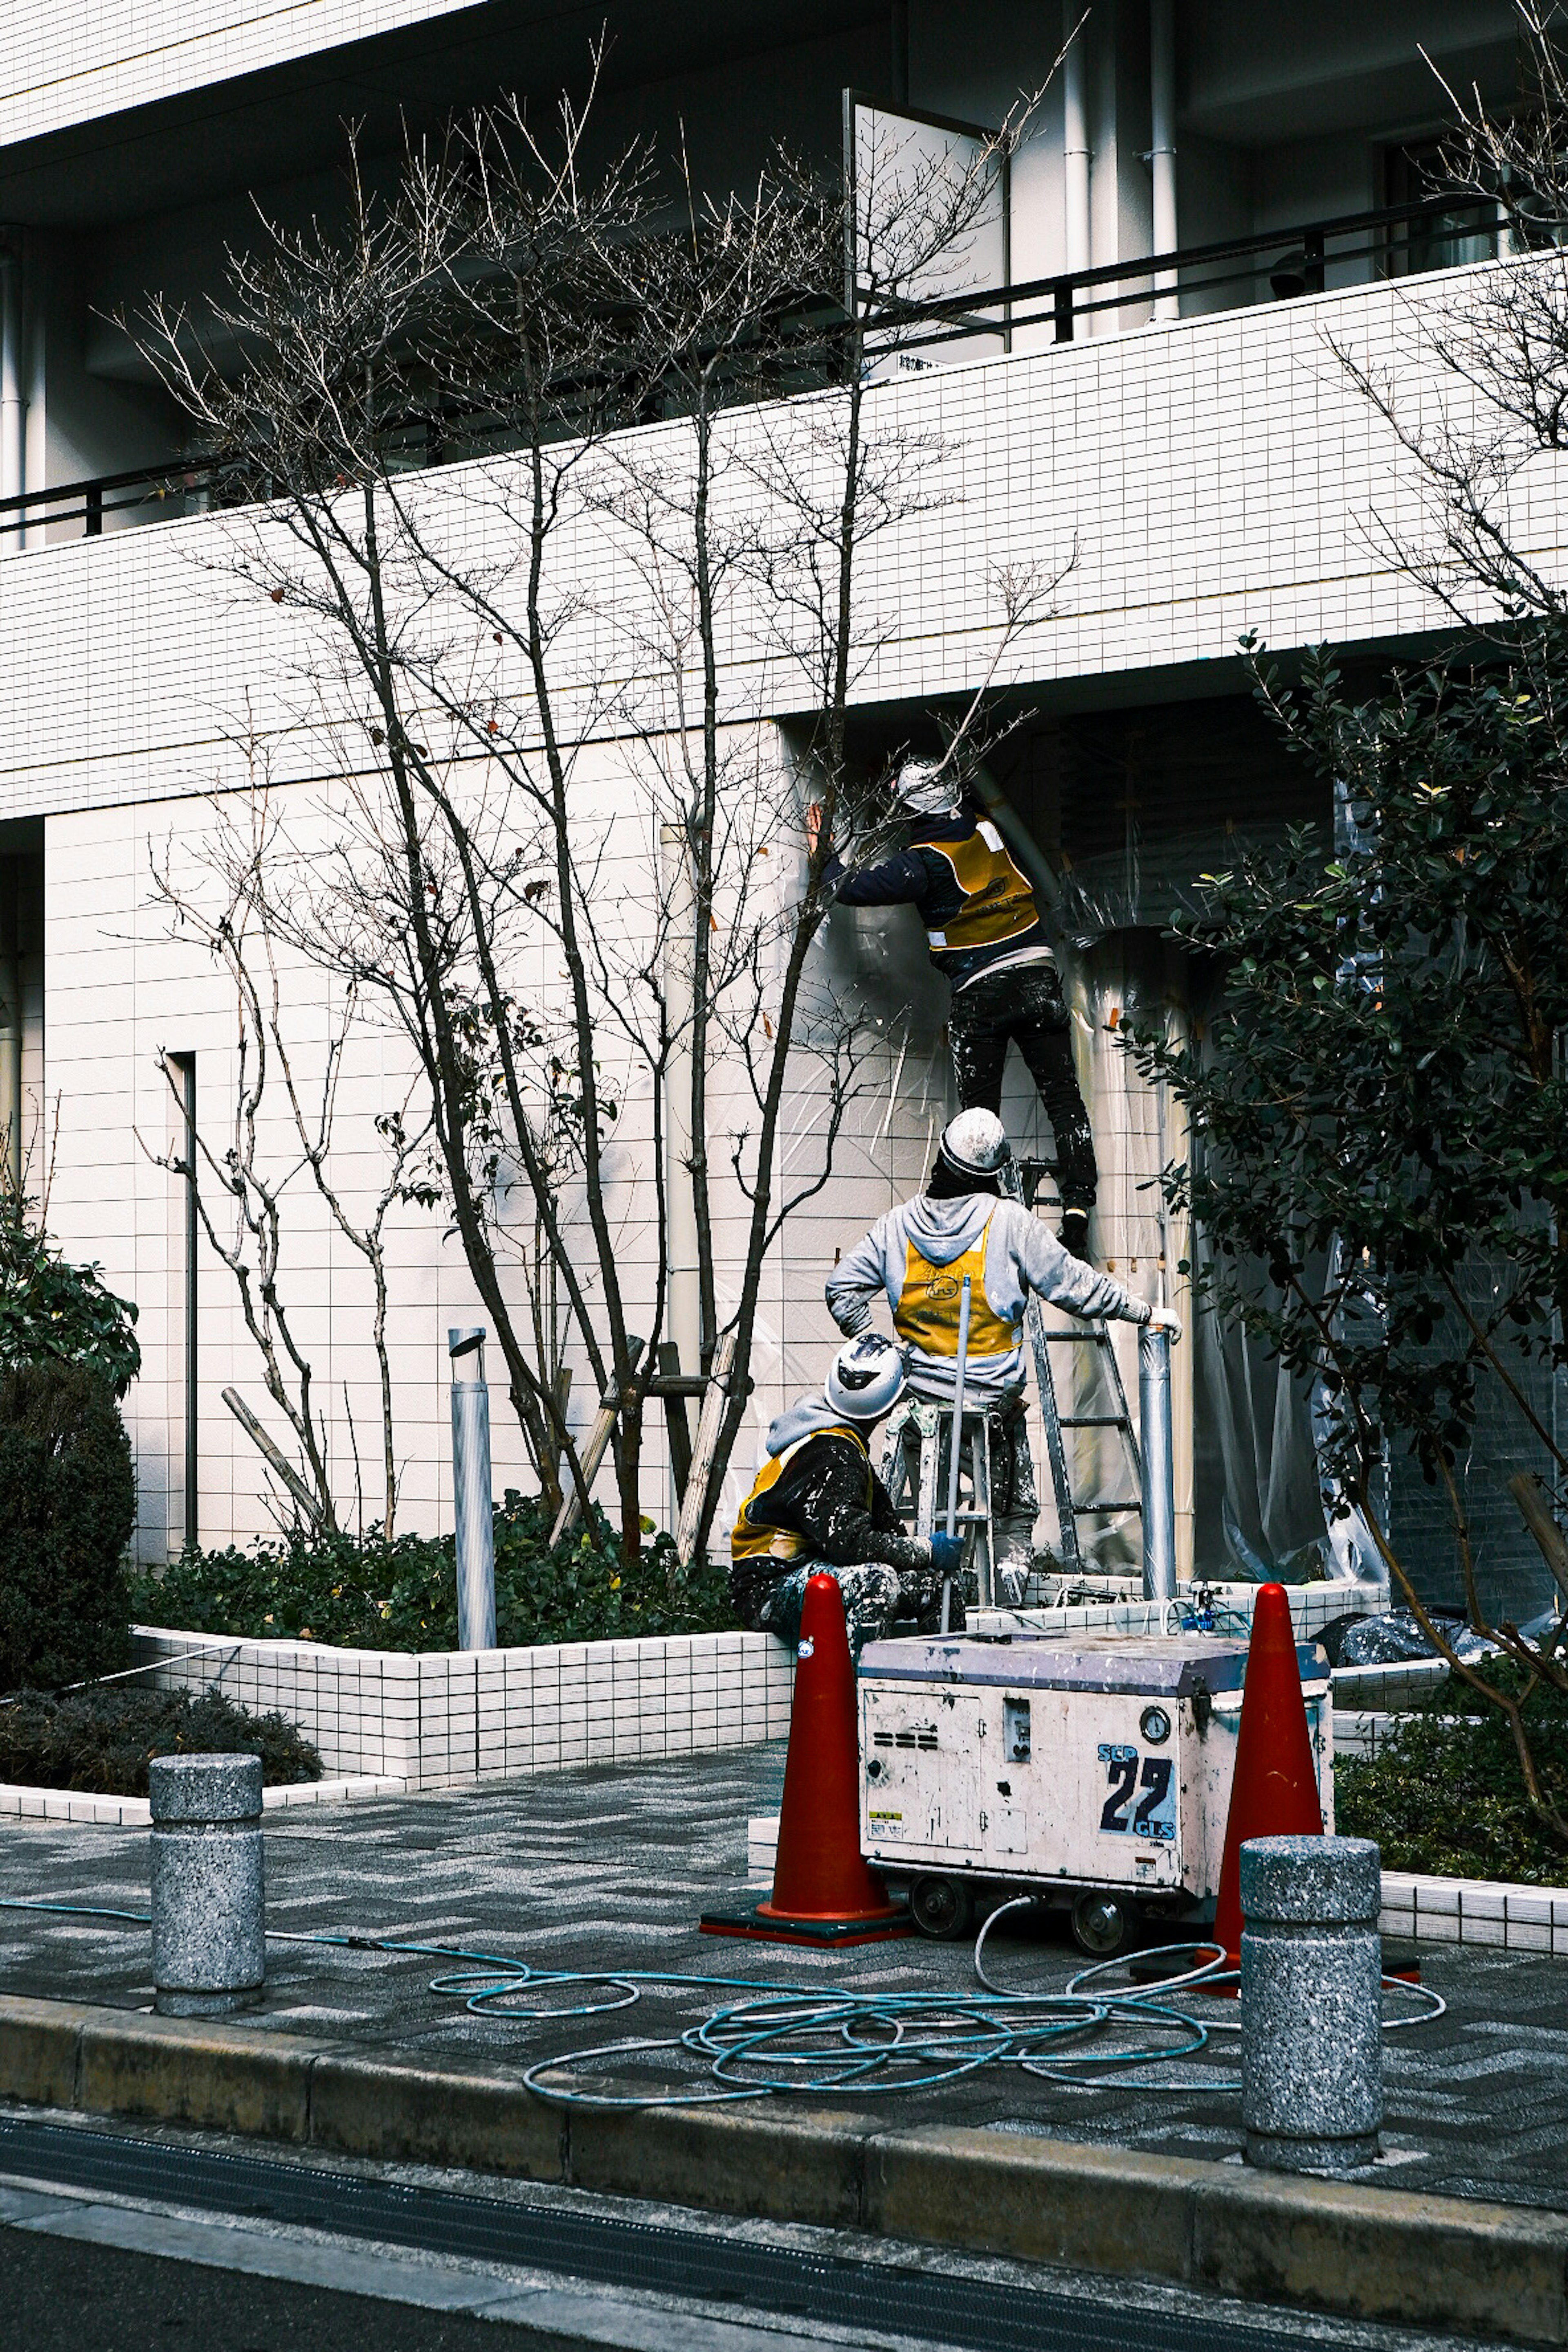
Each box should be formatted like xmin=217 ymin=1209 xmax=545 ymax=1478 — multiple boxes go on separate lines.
xmin=1070 ymin=1889 xmax=1136 ymax=1958
xmin=909 ymin=1873 xmax=975 ymax=1941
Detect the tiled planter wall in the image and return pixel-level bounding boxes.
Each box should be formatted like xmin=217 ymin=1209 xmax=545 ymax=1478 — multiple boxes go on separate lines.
xmin=133 ymin=1584 xmax=1378 ymax=1794
xmin=970 ymin=1581 xmax=1383 ymax=1645
xmin=131 ymin=1625 xmax=796 ymax=1789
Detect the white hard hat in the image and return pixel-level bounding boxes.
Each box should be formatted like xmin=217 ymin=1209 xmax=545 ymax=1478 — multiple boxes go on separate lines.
xmin=937 ymin=1107 xmax=1011 ymax=1181
xmin=893 ymin=755 xmax=960 ymax=817
xmin=825 ymin=1332 xmax=907 ymax=1423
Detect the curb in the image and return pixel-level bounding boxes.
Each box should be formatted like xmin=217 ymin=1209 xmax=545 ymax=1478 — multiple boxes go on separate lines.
xmin=0 ymin=1996 xmax=1563 ymax=2342
xmin=0 ymin=1775 xmax=408 ymax=1828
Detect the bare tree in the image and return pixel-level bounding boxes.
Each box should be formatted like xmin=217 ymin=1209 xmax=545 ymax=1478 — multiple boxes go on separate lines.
xmin=145 ymin=795 xmax=435 ymax=1535
xmin=127 ymin=71 xmax=1069 ymax=1563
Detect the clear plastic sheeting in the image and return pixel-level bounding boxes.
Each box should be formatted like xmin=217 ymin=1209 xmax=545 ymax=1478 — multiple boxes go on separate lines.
xmin=1338 ymin=1610 xmax=1500 ymax=1668
xmin=1050 ymin=827 xmax=1303 ymax=953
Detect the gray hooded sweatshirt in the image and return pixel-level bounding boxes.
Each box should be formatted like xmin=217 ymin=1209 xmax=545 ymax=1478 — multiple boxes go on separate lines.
xmin=825 ymin=1192 xmax=1149 ymax=1403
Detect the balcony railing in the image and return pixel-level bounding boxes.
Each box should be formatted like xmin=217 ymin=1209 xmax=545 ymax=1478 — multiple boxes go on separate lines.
xmin=872 ymin=193 xmax=1503 ymax=353
xmin=0 ymin=194 xmax=1507 ymax=548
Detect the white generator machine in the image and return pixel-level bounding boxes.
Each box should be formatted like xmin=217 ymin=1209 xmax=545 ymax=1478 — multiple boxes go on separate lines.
xmin=857 ymin=1629 xmax=1333 ymax=1952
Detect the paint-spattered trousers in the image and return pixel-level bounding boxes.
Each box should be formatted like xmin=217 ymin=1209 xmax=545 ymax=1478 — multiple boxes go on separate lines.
xmin=949 ymin=965 xmax=1098 ymax=1213
xmin=755 ymin=1561 xmax=955 ymax=1664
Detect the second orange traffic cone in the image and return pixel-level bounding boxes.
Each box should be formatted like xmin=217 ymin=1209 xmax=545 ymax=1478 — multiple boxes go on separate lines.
xmin=1210 ymin=1580 xmax=1325 ymax=1971
xmin=701 ymin=1572 xmax=911 ymax=1947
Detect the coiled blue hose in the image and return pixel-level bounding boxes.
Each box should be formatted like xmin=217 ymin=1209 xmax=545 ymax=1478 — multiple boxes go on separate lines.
xmin=0 ymin=1893 xmax=1445 ymax=2111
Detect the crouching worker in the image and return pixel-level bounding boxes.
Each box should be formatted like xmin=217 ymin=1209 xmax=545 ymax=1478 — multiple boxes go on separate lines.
xmin=729 ymin=1333 xmax=964 ymax=1662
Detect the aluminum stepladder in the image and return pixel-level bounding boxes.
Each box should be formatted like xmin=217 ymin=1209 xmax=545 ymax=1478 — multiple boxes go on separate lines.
xmin=880 ymin=1395 xmax=996 ymax=1606
xmin=1001 ymin=1157 xmax=1144 ymax=1579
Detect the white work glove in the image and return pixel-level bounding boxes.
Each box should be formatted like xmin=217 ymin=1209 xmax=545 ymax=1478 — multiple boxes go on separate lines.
xmin=1145 ymin=1305 xmax=1183 ymax=1344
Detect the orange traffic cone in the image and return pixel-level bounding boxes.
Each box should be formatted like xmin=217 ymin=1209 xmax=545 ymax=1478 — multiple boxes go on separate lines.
xmin=701 ymin=1572 xmax=911 ymax=1947
xmin=1209 ymin=1581 xmax=1325 ymax=1974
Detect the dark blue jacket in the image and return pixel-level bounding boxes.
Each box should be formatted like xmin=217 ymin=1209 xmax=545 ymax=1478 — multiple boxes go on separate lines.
xmin=824 ymin=799 xmax=1050 ymax=989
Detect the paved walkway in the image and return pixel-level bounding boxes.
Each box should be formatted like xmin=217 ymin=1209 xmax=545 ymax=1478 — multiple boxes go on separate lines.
xmin=0 ymin=1746 xmax=1562 ymax=2214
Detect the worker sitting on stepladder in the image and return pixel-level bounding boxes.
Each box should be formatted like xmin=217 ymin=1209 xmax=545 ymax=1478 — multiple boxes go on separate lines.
xmin=826 ymin=1109 xmax=1179 ymax=1602
xmin=815 ymin=753 xmax=1098 ymax=1260
xmin=729 ymin=1334 xmax=965 ymax=1662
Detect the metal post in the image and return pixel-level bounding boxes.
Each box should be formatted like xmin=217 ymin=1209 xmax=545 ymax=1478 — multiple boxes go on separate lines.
xmin=449 ymin=1325 xmax=496 ymax=1650
xmin=1139 ymin=1323 xmax=1176 ymax=1601
xmin=149 ymin=1753 xmax=265 ymax=2016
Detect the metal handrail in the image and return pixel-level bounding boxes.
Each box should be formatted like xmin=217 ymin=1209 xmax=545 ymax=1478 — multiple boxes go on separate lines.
xmin=0 ymin=192 xmax=1507 ymax=545
xmin=860 ymin=193 xmax=1484 ymax=326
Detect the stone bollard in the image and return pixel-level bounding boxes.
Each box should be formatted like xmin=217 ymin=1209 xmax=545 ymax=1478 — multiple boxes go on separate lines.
xmin=149 ymin=1752 xmax=265 ymax=2017
xmin=1240 ymin=1833 xmax=1382 ymax=2176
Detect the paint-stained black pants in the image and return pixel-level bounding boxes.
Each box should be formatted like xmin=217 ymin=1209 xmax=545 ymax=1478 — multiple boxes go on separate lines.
xmin=949 ymin=964 xmax=1098 ymax=1211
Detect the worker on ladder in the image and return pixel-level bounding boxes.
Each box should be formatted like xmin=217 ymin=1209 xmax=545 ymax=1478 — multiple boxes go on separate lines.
xmin=826 ymin=1110 xmax=1178 ymax=1601
xmin=729 ymin=1333 xmax=965 ymax=1660
xmin=814 ymin=755 xmax=1098 ymax=1260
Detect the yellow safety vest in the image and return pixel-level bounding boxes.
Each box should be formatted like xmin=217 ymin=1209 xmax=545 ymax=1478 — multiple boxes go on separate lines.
xmin=730 ymin=1423 xmax=871 ymax=1564
xmin=914 ymin=823 xmax=1038 ymax=963
xmin=893 ymin=1216 xmax=1016 ymax=1360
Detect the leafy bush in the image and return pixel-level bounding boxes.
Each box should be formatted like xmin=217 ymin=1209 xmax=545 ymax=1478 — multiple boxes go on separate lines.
xmin=0 ymin=1684 xmax=321 ymax=1796
xmin=0 ymin=1362 xmax=137 ymax=1693
xmin=0 ymin=1196 xmax=139 ymax=1396
xmin=1339 ymin=1681 xmax=1568 ymax=1886
xmin=131 ymin=1491 xmax=735 ymax=1652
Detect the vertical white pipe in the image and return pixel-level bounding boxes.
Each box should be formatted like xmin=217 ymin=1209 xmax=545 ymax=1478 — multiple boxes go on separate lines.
xmin=1150 ymin=0 xmax=1179 ymax=320
xmin=1139 ymin=1325 xmax=1177 ymax=1601
xmin=1062 ymin=4 xmax=1091 ymax=276
xmin=660 ymin=824 xmax=702 ymax=1476
xmin=0 ymin=249 xmax=24 ymax=550
xmin=0 ymin=867 xmax=18 ymax=1195
xmin=1090 ymin=0 xmax=1119 ymax=293
xmin=449 ymin=1326 xmax=496 ymax=1650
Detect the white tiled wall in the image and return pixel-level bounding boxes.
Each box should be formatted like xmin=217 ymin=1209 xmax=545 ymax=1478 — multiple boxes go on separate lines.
xmin=1378 ymin=1871 xmax=1568 ymax=1955
xmin=0 ymin=3 xmax=480 ymax=145
xmin=9 ymin=256 xmax=1536 ymax=1553
xmin=0 ymin=265 xmax=1533 ymax=826
xmin=131 ymin=1622 xmax=797 ymax=1785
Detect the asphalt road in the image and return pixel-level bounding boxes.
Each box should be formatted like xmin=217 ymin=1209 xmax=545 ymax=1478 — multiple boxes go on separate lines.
xmin=1 ymin=2229 xmax=524 ymax=2352
xmin=0 ymin=2109 xmax=1517 ymax=2352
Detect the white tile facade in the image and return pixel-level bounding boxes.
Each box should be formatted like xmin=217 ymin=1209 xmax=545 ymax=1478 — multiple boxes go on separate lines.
xmin=7 ymin=259 xmax=1543 ymax=1552
xmin=0 ymin=3 xmax=482 ymax=145
xmin=0 ymin=265 xmax=1529 ymax=826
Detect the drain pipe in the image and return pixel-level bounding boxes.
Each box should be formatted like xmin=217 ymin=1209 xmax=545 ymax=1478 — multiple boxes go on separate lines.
xmin=0 ymin=865 xmax=20 ymax=1194
xmin=0 ymin=245 xmax=24 ymax=550
xmin=1061 ymin=2 xmax=1091 ymax=276
xmin=449 ymin=1325 xmax=497 ymax=1650
xmin=1149 ymin=0 xmax=1179 ymax=320
xmin=660 ymin=823 xmax=703 ymax=1468
xmin=1139 ymin=1323 xmax=1177 ymax=1601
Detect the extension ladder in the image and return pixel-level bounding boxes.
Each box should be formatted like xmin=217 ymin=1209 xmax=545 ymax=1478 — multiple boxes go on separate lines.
xmin=879 ymin=1397 xmax=996 ymax=1607
xmin=1002 ymin=1158 xmax=1144 ymax=1581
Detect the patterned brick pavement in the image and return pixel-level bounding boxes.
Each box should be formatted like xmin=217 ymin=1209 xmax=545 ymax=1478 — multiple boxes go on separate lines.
xmin=1 ymin=1747 xmax=1564 ymax=2213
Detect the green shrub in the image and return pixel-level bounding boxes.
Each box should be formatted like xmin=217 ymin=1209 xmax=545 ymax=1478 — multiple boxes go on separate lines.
xmin=0 ymin=1684 xmax=321 ymax=1796
xmin=0 ymin=1196 xmax=139 ymax=1396
xmin=0 ymin=1361 xmax=137 ymax=1693
xmin=1338 ymin=1682 xmax=1568 ymax=1886
xmin=131 ymin=1491 xmax=735 ymax=1653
